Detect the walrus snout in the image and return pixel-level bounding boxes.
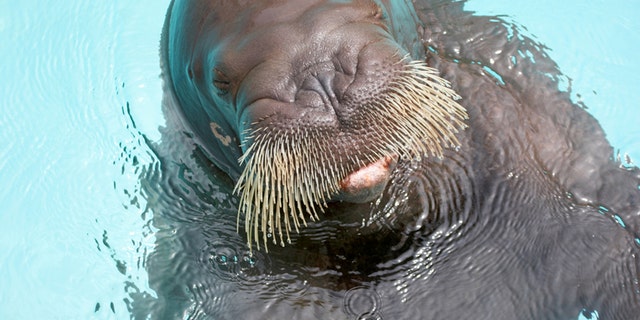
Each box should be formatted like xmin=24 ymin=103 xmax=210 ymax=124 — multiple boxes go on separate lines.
xmin=238 ymin=30 xmax=411 ymax=133
xmin=292 ymin=34 xmax=412 ymax=117
xmin=165 ymin=0 xmax=467 ymax=250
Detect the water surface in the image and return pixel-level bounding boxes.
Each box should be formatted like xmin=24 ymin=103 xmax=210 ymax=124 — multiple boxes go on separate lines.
xmin=0 ymin=1 xmax=638 ymax=319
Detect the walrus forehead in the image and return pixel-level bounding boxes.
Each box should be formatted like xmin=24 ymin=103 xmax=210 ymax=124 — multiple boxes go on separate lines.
xmin=206 ymin=1 xmax=390 ymax=79
xmin=188 ymin=1 xmax=425 ymax=117
xmin=251 ymin=0 xmax=384 ymax=28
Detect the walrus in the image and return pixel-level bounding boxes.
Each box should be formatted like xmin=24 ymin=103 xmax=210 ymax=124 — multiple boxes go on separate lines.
xmin=163 ymin=0 xmax=470 ymax=251
xmin=155 ymin=0 xmax=640 ymax=318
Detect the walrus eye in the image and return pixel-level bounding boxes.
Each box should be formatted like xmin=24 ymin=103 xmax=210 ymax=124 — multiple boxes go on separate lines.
xmin=212 ymin=68 xmax=231 ymax=95
xmin=372 ymin=6 xmax=385 ymax=20
xmin=367 ymin=5 xmax=389 ymax=31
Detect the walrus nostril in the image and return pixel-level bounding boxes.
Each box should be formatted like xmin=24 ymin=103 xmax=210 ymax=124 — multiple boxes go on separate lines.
xmin=317 ymin=70 xmax=352 ymax=118
xmin=296 ymin=70 xmax=342 ymax=113
xmin=316 ymin=71 xmax=339 ymax=103
xmin=297 ymin=76 xmax=333 ymax=110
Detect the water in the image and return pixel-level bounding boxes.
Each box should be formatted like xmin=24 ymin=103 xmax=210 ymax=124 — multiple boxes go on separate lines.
xmin=0 ymin=1 xmax=168 ymax=318
xmin=0 ymin=1 xmax=638 ymax=319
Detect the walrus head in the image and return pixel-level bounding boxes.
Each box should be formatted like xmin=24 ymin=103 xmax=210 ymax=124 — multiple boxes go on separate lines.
xmin=164 ymin=0 xmax=468 ymax=251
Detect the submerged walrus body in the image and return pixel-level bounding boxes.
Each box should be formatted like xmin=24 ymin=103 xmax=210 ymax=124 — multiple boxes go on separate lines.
xmin=149 ymin=0 xmax=640 ymax=318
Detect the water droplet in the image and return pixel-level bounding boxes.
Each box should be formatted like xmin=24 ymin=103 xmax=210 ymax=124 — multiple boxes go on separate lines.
xmin=239 ymin=254 xmax=256 ymax=270
xmin=613 ymin=214 xmax=626 ymax=228
xmin=215 ymin=254 xmax=228 ymax=265
xmin=343 ymin=287 xmax=382 ymax=319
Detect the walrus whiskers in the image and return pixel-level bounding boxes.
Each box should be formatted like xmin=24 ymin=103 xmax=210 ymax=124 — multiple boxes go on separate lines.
xmin=235 ymin=57 xmax=468 ymax=252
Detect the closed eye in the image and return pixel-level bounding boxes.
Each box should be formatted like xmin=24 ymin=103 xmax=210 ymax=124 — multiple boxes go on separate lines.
xmin=213 ymin=67 xmax=231 ymax=95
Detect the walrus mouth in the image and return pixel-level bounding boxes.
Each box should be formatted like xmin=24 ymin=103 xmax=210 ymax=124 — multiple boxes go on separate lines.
xmin=234 ymin=56 xmax=468 ymax=251
xmin=336 ymin=155 xmax=398 ymax=203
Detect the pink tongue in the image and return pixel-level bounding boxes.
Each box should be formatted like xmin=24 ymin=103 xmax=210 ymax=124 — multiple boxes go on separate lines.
xmin=338 ymin=156 xmax=395 ymax=202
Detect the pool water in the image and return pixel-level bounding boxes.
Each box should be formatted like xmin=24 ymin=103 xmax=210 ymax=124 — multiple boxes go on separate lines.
xmin=0 ymin=1 xmax=637 ymax=319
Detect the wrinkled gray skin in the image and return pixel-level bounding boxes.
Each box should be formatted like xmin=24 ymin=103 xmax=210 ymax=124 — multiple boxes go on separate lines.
xmin=139 ymin=0 xmax=640 ymax=319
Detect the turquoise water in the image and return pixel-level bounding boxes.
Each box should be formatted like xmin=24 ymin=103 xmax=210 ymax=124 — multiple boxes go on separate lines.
xmin=0 ymin=1 xmax=637 ymax=319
